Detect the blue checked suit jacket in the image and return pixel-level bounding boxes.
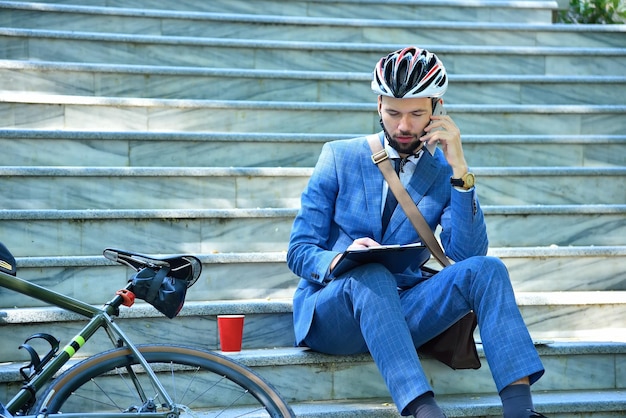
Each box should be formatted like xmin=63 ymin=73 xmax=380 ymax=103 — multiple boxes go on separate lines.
xmin=287 ymin=133 xmax=489 ymax=345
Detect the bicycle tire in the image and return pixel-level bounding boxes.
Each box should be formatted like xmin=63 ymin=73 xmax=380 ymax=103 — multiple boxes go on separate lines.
xmin=34 ymin=344 xmax=295 ymax=417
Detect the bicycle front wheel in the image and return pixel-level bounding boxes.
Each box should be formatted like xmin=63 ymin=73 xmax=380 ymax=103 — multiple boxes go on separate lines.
xmin=34 ymin=344 xmax=294 ymax=417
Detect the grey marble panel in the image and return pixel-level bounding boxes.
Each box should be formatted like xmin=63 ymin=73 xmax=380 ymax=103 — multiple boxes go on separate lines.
xmin=581 ymin=112 xmax=626 ymax=136
xmin=423 ymin=360 xmax=496 ymax=395
xmin=253 ymin=49 xmax=384 ymax=72
xmin=319 ymin=78 xmax=372 ymax=103
xmin=534 ymin=353 xmax=622 ymax=391
xmin=364 ymin=27 xmax=538 ymax=47
xmin=130 ymin=139 xmax=325 ymax=167
xmin=489 ymin=8 xmax=552 ymax=24
xmin=0 ymin=36 xmax=28 ymax=60
xmin=143 ymin=74 xmax=320 ymax=102
xmin=505 ymin=255 xmax=626 ymax=292
xmin=147 ymin=107 xmax=376 ymax=134
xmin=239 ymin=312 xmax=295 ymax=349
xmin=95 ymin=72 xmax=149 ymax=98
xmin=521 ymin=304 xmax=626 ymax=340
xmin=0 ymin=69 xmax=95 ymax=96
xmin=585 ymin=144 xmax=626 ymax=167
xmin=618 ymin=354 xmax=626 ymax=388
xmin=537 ymin=31 xmax=626 ymax=48
xmin=446 ymin=82 xmax=522 ymax=105
xmin=24 ymin=37 xmax=249 ymax=68
xmin=0 ymin=138 xmax=129 ymax=166
xmin=236 ymin=176 xmax=308 ymax=208
xmin=196 ymin=262 xmax=297 ymax=302
xmin=65 ymin=105 xmax=149 ymax=131
xmin=199 ymin=217 xmax=293 ymax=254
xmin=11 ymin=103 xmax=65 ymax=129
xmin=26 ymin=37 xmax=132 ymax=65
xmin=254 ymin=363 xmax=334 ymax=402
xmin=333 ymin=361 xmax=390 ymax=399
xmin=521 ymin=83 xmax=626 ymax=105
xmin=5 ymin=9 xmax=162 ymax=35
xmin=134 ymin=0 xmax=308 ymax=15
xmin=0 ymin=176 xmax=237 ymax=209
xmin=546 ymin=55 xmax=626 ymax=77
xmin=454 ymin=112 xmax=583 ymax=136
xmin=477 ymin=174 xmax=623 ymax=205
xmin=164 ymin=20 xmax=365 ymax=43
xmin=440 ymin=54 xmax=546 ymax=76
xmin=490 ymin=212 xmax=626 ymax=247
xmin=463 ymin=143 xmax=585 ymax=167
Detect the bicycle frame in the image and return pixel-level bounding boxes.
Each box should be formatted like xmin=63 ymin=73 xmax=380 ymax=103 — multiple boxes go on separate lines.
xmin=0 ymin=269 xmax=181 ymax=418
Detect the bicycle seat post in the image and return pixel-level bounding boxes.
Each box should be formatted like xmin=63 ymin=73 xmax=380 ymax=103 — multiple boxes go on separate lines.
xmin=104 ymin=282 xmax=134 ymax=317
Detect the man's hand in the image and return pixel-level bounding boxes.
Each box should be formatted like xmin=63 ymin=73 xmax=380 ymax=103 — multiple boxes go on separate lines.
xmin=330 ymin=237 xmax=381 ymax=272
xmin=347 ymin=237 xmax=381 ymax=250
xmin=421 ymin=114 xmax=468 ymax=178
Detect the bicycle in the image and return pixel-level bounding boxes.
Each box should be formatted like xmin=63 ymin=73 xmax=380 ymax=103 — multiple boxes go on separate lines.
xmin=0 ymin=245 xmax=295 ymax=417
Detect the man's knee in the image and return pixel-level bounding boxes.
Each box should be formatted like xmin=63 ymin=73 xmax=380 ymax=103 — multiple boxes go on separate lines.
xmin=343 ymin=263 xmax=397 ymax=289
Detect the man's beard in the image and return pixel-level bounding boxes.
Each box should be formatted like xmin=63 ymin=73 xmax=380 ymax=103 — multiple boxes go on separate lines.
xmin=380 ymin=119 xmax=425 ymax=155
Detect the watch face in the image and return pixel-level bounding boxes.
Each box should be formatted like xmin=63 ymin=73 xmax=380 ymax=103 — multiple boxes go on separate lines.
xmin=464 ymin=173 xmax=475 ymax=188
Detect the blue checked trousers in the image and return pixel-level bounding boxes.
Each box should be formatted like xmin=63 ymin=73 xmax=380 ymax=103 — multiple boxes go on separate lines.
xmin=302 ymin=256 xmax=545 ymax=415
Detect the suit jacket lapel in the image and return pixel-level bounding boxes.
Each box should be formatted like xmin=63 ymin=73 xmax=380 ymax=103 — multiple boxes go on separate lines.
xmin=361 ymin=133 xmax=386 ymax=241
xmin=384 ymin=148 xmax=443 ymax=238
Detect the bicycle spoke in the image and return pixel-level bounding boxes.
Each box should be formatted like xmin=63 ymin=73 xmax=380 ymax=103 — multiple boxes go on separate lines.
xmin=34 ymin=345 xmax=294 ymax=417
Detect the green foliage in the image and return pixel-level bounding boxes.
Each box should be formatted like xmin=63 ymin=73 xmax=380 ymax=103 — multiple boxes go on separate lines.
xmin=558 ymin=0 xmax=626 ymax=23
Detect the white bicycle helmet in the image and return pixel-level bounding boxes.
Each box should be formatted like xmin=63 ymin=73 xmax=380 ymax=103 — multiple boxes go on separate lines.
xmin=371 ymin=47 xmax=448 ymax=99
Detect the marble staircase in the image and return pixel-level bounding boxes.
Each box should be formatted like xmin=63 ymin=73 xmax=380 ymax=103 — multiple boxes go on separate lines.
xmin=0 ymin=0 xmax=625 ymax=416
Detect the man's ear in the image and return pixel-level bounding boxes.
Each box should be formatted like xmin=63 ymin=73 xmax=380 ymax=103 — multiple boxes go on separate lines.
xmin=377 ymin=95 xmax=383 ymax=116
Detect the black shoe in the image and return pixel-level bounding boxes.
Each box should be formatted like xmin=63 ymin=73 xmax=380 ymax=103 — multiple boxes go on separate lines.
xmin=527 ymin=410 xmax=547 ymax=417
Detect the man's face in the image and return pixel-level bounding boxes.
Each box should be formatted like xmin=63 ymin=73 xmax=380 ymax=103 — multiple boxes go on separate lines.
xmin=378 ymin=96 xmax=432 ymax=156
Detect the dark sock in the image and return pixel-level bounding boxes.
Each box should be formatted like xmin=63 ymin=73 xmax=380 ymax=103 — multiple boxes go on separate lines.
xmin=407 ymin=391 xmax=446 ymax=418
xmin=499 ymin=384 xmax=534 ymax=418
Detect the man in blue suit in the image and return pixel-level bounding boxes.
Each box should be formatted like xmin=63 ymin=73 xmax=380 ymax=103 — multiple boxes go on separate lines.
xmin=287 ymin=47 xmax=546 ymax=418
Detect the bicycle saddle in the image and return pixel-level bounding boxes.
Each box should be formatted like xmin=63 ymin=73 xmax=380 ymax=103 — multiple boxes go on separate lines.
xmin=103 ymin=248 xmax=201 ymax=288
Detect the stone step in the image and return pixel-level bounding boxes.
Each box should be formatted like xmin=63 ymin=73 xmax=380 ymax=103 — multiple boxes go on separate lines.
xmin=289 ymin=391 xmax=626 ymax=417
xmin=3 ymin=3 xmax=622 ymax=47
xmin=0 ymin=345 xmax=625 ymax=416
xmin=0 ymin=0 xmax=559 ymax=23
xmin=0 ymin=297 xmax=625 ymax=362
xmin=1 ymin=129 xmax=624 ymax=168
xmin=3 ymin=60 xmax=626 ymax=105
xmin=2 ymin=28 xmax=625 ymax=75
xmin=3 ymin=246 xmax=625 ymax=308
xmin=1 ymin=94 xmax=625 ymax=135
xmin=1 ymin=166 xmax=625 ymax=209
xmin=0 ymin=205 xmax=624 ymax=255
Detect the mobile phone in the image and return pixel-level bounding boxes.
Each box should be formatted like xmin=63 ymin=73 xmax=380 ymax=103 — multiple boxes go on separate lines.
xmin=426 ymin=99 xmax=446 ymax=153
xmin=432 ymin=98 xmax=446 ymax=117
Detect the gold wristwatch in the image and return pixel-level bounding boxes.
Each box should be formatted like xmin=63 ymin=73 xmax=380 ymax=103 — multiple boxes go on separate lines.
xmin=450 ymin=172 xmax=475 ymax=190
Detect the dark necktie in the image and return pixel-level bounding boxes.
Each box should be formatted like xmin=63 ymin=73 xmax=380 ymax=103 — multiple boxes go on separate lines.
xmin=381 ymin=158 xmax=402 ymax=233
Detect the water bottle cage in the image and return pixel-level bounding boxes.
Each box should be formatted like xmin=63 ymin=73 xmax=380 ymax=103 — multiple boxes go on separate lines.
xmin=19 ymin=333 xmax=60 ymax=382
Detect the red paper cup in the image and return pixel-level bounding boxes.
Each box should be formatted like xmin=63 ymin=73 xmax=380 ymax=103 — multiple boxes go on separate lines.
xmin=217 ymin=315 xmax=245 ymax=352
